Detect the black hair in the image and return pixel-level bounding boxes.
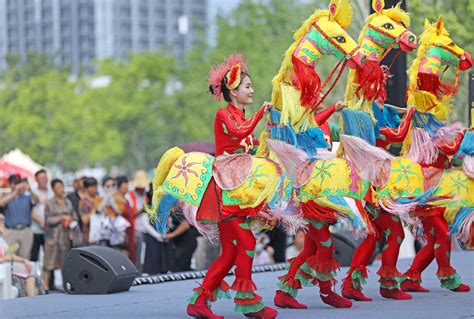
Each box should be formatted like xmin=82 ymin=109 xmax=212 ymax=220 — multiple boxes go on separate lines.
xmin=50 ymin=179 xmax=63 ymax=189
xmin=34 ymin=169 xmax=47 ymax=178
xmin=102 ymin=176 xmax=114 ymax=187
xmin=116 ymin=176 xmax=128 ymax=188
xmin=209 ymin=72 xmax=250 ymax=103
xmin=83 ymin=177 xmax=98 ymax=189
xmin=8 ymin=174 xmax=22 ymax=185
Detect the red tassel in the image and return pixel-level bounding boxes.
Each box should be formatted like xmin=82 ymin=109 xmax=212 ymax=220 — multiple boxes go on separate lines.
xmin=417 ymin=73 xmax=457 ymax=99
xmin=355 ymin=60 xmax=387 ymax=102
xmin=292 ymin=55 xmax=322 ymax=110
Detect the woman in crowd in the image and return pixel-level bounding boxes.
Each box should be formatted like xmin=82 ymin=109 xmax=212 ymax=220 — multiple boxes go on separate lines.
xmin=43 ymin=179 xmax=76 ymax=292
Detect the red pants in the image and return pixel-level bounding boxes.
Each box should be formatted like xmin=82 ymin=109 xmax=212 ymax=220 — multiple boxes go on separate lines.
xmin=189 ymin=217 xmax=265 ymax=314
xmin=343 ymin=206 xmax=405 ymax=290
xmin=403 ymin=209 xmax=462 ymax=289
xmin=278 ymin=221 xmax=339 ymax=296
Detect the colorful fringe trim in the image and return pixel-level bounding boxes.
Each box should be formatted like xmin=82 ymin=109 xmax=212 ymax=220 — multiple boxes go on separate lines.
xmin=401 ymin=270 xmax=422 ymax=283
xmin=439 ymin=272 xmax=462 ymax=290
xmin=155 ymin=193 xmax=178 ymax=234
xmin=231 ymin=278 xmax=265 ymax=314
xmin=299 ymin=257 xmax=339 ymax=283
xmin=340 ymin=134 xmax=393 ymax=182
xmin=377 ymin=266 xmax=404 ymax=289
xmin=345 ymin=266 xmax=369 ymax=291
xmin=277 ymin=275 xmax=302 ymax=298
xmin=448 ymin=207 xmax=474 ymax=250
xmin=296 ymin=267 xmax=316 ymax=287
xmin=188 ymin=281 xmax=232 ymax=305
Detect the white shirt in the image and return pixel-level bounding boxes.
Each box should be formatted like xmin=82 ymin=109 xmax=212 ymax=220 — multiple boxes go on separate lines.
xmin=31 ymin=187 xmax=52 ymax=234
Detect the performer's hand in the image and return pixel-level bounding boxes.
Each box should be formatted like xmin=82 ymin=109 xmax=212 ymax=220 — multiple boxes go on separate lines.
xmin=335 ymin=101 xmax=346 ymax=111
xmin=262 ymin=101 xmax=273 ymax=113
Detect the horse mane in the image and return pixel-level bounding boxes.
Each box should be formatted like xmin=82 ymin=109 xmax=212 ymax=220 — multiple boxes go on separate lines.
xmin=271 ymin=9 xmax=329 ymax=110
xmin=345 ymin=4 xmax=410 ymax=109
xmin=406 ymin=22 xmax=455 ymax=121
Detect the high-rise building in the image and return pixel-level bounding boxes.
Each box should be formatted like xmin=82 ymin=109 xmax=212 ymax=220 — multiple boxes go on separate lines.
xmin=0 ymin=0 xmax=208 ymax=74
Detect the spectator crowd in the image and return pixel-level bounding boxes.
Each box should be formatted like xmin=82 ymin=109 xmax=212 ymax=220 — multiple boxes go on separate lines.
xmin=0 ymin=169 xmax=298 ymax=298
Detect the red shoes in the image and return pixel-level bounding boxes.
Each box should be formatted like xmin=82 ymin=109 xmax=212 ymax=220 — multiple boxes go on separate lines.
xmin=244 ymin=306 xmax=278 ymax=319
xmin=450 ymin=283 xmax=470 ymax=292
xmin=273 ymin=290 xmax=307 ymax=309
xmin=187 ymin=295 xmax=224 ymax=319
xmin=380 ymin=288 xmax=412 ymax=300
xmin=400 ymin=280 xmax=430 ymax=293
xmin=320 ymin=292 xmax=353 ymax=308
xmin=341 ymin=285 xmax=373 ymax=301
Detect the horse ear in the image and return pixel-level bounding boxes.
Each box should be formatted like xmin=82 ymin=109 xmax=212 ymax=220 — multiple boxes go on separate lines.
xmin=372 ymin=0 xmax=384 ymax=14
xmin=424 ymin=18 xmax=431 ymax=31
xmin=435 ymin=16 xmax=444 ymax=35
xmin=328 ymin=0 xmax=340 ymax=21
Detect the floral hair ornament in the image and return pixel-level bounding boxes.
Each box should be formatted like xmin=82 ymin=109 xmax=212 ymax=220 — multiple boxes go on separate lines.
xmin=208 ymin=54 xmax=248 ymax=101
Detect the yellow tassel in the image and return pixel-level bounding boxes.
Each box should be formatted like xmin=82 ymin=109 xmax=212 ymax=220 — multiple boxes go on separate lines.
xmin=256 ymin=130 xmax=269 ymax=158
xmin=279 ymin=83 xmax=316 ymax=132
xmin=444 ymin=206 xmax=460 ymax=225
xmin=401 ymin=123 xmax=413 ymax=156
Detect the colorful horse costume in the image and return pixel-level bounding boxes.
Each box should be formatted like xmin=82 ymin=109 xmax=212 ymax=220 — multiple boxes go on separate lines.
xmin=339 ymin=0 xmax=422 ymax=302
xmin=397 ymin=17 xmax=473 ymax=293
xmin=257 ymin=0 xmax=373 ymax=310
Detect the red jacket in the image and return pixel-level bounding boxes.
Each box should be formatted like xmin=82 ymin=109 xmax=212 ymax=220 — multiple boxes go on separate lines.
xmin=214 ymin=103 xmax=265 ymax=156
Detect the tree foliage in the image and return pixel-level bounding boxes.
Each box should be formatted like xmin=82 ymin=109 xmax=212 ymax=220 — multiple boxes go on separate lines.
xmin=0 ymin=0 xmax=471 ymax=172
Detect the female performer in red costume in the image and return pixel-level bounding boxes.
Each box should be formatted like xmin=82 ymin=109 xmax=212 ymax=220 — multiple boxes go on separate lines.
xmin=187 ymin=54 xmax=277 ymax=319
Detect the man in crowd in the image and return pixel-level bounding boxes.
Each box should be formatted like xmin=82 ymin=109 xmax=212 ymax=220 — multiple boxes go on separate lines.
xmin=0 ymin=175 xmax=39 ymax=259
xmin=30 ymin=169 xmax=51 ymax=262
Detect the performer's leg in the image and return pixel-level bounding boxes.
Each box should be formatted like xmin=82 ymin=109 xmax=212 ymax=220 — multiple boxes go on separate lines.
xmin=375 ymin=211 xmax=412 ymax=300
xmin=274 ymin=223 xmax=318 ymax=309
xmin=187 ymin=219 xmax=237 ymax=319
xmin=230 ymin=219 xmax=278 ymax=318
xmin=426 ymin=213 xmax=470 ymax=292
xmin=302 ymin=222 xmax=351 ymax=308
xmin=401 ymin=214 xmax=435 ymax=292
xmin=342 ymin=203 xmax=379 ymax=301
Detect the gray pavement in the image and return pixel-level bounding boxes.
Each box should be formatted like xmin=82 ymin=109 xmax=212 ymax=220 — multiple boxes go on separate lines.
xmin=1 ymin=252 xmax=473 ymax=318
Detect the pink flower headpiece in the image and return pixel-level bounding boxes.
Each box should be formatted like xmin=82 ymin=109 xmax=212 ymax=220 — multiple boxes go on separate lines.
xmin=208 ymin=54 xmax=248 ymax=101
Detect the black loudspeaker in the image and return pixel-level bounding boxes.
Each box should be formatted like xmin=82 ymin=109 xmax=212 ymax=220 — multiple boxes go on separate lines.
xmin=62 ymin=246 xmax=139 ymax=294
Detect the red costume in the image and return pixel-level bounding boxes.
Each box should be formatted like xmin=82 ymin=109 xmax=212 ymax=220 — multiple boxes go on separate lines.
xmin=400 ymin=132 xmax=470 ymax=293
xmin=187 ymin=55 xmax=278 ymax=319
xmin=342 ymin=109 xmax=415 ymax=301
xmin=273 ymin=104 xmax=354 ymax=310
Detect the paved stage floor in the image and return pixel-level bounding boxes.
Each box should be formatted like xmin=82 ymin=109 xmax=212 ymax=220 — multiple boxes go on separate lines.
xmin=1 ymin=252 xmax=473 ymax=318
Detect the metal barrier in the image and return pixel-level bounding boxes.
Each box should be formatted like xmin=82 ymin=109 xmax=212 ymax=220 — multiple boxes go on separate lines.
xmin=133 ymin=262 xmax=288 ymax=286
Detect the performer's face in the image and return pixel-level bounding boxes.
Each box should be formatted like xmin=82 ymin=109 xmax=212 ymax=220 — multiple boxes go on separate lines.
xmin=232 ymin=75 xmax=254 ymax=105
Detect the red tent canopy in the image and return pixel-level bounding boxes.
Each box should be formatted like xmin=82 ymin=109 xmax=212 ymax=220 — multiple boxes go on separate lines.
xmin=0 ymin=160 xmax=34 ymax=180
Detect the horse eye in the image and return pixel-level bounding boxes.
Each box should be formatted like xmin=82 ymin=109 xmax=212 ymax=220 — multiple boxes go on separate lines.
xmin=335 ymin=36 xmax=346 ymax=43
xmin=448 ymin=42 xmax=455 ymax=47
xmin=383 ymin=23 xmax=394 ymax=30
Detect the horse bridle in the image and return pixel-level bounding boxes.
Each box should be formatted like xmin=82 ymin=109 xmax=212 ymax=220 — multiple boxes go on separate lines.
xmin=310 ymin=21 xmax=359 ymax=110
